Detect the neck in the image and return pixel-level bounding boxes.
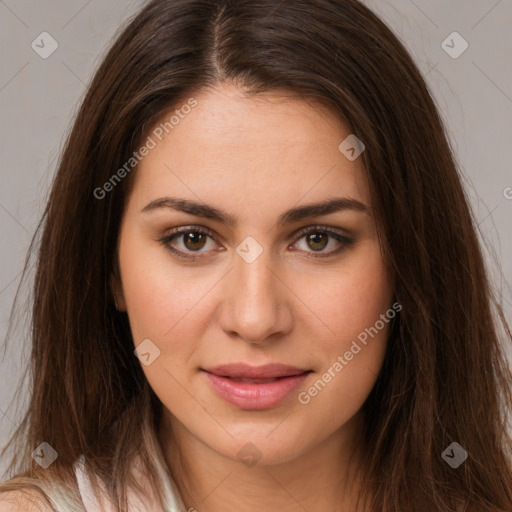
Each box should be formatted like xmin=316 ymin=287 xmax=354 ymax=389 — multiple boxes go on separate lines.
xmin=159 ymin=410 xmax=368 ymax=512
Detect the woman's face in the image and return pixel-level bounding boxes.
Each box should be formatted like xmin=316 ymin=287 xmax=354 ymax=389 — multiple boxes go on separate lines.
xmin=115 ymin=83 xmax=394 ymax=466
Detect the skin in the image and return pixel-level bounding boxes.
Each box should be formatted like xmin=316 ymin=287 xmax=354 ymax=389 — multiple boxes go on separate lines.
xmin=113 ymin=82 xmax=394 ymax=512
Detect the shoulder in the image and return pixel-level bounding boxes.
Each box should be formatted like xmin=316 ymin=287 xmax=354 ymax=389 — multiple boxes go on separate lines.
xmin=0 ymin=489 xmax=54 ymax=512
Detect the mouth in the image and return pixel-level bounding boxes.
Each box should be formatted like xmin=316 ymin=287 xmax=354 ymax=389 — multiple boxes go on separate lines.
xmin=221 ymin=377 xmax=286 ymax=383
xmin=201 ymin=363 xmax=312 ymax=410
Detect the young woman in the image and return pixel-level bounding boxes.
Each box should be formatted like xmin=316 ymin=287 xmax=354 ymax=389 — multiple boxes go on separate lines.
xmin=1 ymin=0 xmax=512 ymax=510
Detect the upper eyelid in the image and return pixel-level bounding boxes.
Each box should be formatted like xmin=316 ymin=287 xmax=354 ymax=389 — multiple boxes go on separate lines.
xmin=293 ymin=224 xmax=350 ymax=238
xmin=163 ymin=224 xmax=349 ymax=241
xmin=162 ymin=224 xmax=350 ymax=250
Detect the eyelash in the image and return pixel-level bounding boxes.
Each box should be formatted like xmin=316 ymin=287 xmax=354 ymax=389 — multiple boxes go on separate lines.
xmin=157 ymin=225 xmax=354 ymax=261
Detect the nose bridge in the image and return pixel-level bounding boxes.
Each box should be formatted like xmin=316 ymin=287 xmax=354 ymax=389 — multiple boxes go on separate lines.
xmin=237 ymin=250 xmax=275 ymax=304
xmin=219 ymin=242 xmax=291 ymax=343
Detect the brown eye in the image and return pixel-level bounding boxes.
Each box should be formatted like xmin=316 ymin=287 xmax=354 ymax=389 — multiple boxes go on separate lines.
xmin=182 ymin=231 xmax=208 ymax=251
xmin=305 ymin=232 xmax=329 ymax=251
xmin=158 ymin=226 xmax=220 ymax=261
xmin=291 ymin=226 xmax=354 ymax=258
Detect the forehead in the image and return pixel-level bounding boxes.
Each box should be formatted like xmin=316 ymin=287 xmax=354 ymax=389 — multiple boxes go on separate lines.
xmin=128 ymin=83 xmax=370 ymax=216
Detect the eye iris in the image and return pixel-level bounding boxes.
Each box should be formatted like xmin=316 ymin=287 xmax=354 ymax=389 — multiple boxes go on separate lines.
xmin=307 ymin=232 xmax=328 ymax=251
xmin=183 ymin=231 xmax=207 ymax=251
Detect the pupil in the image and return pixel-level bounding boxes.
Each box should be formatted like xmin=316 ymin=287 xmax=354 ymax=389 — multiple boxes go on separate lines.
xmin=185 ymin=232 xmax=206 ymax=250
xmin=308 ymin=233 xmax=327 ymax=251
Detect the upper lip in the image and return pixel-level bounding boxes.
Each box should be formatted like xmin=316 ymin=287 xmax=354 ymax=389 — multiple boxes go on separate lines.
xmin=202 ymin=363 xmax=310 ymax=379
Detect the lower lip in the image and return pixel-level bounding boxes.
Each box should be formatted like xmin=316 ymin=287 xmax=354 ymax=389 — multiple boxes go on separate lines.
xmin=203 ymin=371 xmax=310 ymax=410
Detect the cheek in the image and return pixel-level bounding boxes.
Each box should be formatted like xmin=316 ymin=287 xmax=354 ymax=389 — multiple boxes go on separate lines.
xmin=117 ymin=230 xmax=208 ymax=408
xmin=300 ymin=241 xmax=393 ymax=346
xmin=118 ymin=228 xmax=206 ymax=340
xmin=293 ymin=243 xmax=392 ymax=410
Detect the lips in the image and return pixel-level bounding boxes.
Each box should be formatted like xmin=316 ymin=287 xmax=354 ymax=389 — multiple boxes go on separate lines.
xmin=228 ymin=377 xmax=281 ymax=383
xmin=201 ymin=363 xmax=312 ymax=410
xmin=203 ymin=362 xmax=309 ymax=379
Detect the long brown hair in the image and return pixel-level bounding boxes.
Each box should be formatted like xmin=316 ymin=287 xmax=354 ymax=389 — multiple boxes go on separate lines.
xmin=2 ymin=0 xmax=512 ymax=510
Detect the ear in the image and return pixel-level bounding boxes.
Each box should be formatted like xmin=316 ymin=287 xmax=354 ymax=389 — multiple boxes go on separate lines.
xmin=110 ymin=273 xmax=127 ymax=312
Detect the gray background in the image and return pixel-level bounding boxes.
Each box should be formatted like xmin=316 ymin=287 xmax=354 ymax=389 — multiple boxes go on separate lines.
xmin=1 ymin=0 xmax=511 ymax=478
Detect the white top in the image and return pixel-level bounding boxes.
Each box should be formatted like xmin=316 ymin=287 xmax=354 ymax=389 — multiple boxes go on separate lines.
xmin=73 ymin=455 xmax=187 ymax=512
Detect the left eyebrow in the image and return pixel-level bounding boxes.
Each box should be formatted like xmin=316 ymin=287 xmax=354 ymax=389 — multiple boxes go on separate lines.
xmin=276 ymin=196 xmax=370 ymax=226
xmin=141 ymin=196 xmax=370 ymax=227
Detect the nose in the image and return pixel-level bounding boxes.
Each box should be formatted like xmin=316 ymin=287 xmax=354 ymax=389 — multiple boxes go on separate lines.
xmin=217 ymin=248 xmax=293 ymax=345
